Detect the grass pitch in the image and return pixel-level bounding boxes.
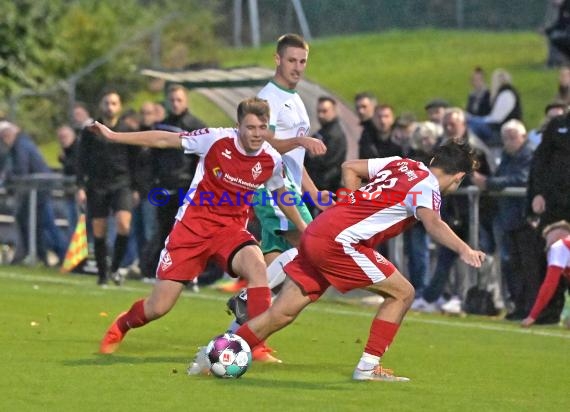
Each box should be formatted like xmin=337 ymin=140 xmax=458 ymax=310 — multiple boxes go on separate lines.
xmin=1 ymin=266 xmax=568 ymax=411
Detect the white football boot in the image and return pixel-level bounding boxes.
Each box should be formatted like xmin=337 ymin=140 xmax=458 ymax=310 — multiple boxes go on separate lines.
xmin=352 ymin=365 xmax=410 ymax=382
xmin=187 ymin=347 xmax=211 ymax=376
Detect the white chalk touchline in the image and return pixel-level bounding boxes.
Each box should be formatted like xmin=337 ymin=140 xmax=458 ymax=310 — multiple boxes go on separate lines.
xmin=1 ymin=270 xmax=569 ymax=340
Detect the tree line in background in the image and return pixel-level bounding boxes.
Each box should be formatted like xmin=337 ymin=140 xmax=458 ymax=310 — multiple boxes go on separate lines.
xmin=0 ymin=0 xmax=552 ymax=143
xmin=0 ymin=0 xmax=223 ymax=143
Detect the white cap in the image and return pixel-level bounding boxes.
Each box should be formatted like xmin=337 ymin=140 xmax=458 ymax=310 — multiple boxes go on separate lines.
xmin=0 ymin=121 xmax=16 ymax=135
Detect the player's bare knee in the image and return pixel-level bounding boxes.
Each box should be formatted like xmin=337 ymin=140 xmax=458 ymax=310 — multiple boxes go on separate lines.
xmin=402 ymin=282 xmax=415 ymax=309
xmin=388 ymin=279 xmax=414 ymax=308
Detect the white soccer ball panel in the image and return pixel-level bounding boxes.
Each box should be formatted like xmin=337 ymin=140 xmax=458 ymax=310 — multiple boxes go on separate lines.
xmin=210 ymin=362 xmax=227 ymax=377
xmin=235 ymin=351 xmax=249 ymax=367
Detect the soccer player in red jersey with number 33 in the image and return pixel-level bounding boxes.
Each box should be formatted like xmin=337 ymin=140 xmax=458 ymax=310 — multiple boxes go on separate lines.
xmin=231 ymin=143 xmax=486 ymax=381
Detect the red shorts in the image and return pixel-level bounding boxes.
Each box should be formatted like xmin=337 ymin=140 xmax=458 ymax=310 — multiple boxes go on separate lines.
xmin=156 ymin=219 xmax=258 ymax=282
xmin=284 ymin=231 xmax=396 ymax=301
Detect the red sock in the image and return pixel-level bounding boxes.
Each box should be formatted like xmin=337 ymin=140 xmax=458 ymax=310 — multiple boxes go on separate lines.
xmin=235 ymin=324 xmax=262 ymax=349
xmin=364 ymin=319 xmax=400 ymax=357
xmin=246 ymin=286 xmax=271 ymax=319
xmin=116 ymin=299 xmax=148 ymax=333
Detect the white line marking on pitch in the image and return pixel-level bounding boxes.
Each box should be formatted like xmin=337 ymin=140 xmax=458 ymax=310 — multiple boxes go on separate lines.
xmin=1 ymin=270 xmax=569 ymax=339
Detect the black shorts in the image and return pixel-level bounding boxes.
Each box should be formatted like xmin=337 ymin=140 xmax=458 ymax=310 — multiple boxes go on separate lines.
xmin=87 ymin=186 xmax=133 ymax=218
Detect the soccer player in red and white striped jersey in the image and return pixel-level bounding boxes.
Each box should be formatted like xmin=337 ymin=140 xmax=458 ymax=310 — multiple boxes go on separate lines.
xmin=234 ymin=143 xmax=486 ymax=381
xmin=91 ymin=97 xmax=308 ymax=355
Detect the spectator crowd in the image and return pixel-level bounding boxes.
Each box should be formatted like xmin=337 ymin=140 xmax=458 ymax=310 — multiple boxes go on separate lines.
xmin=1 ymin=62 xmax=569 ymax=327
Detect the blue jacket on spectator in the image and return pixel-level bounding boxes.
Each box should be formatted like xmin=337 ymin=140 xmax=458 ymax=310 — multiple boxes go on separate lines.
xmin=8 ymin=133 xmax=52 ymax=177
xmin=486 ymin=140 xmax=533 ymax=231
xmin=6 ymin=132 xmax=68 ymax=263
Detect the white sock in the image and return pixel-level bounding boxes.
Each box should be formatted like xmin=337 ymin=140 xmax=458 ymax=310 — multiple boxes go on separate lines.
xmin=357 ymin=352 xmax=380 ymax=370
xmin=227 ymin=320 xmax=241 ymax=333
xmin=266 ymin=248 xmax=298 ymax=289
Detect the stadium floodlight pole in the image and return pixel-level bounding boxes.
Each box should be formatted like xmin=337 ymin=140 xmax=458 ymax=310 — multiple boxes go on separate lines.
xmin=233 ymin=0 xmax=243 ymax=47
xmin=291 ymin=0 xmax=312 ymax=41
xmin=456 ymin=0 xmax=464 ymax=29
xmin=247 ymin=0 xmax=260 ymax=47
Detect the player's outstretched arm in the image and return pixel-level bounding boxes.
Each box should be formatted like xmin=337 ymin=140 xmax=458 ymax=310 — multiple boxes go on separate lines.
xmin=522 ymin=264 xmax=565 ymax=327
xmin=265 ymin=130 xmax=326 ymax=156
xmin=274 ymin=186 xmax=308 ymax=233
xmin=87 ymin=121 xmax=182 ymax=149
xmin=301 ymin=167 xmax=334 ymax=211
xmin=416 ymin=207 xmax=485 ymax=268
xmin=341 ymin=159 xmax=369 ymax=191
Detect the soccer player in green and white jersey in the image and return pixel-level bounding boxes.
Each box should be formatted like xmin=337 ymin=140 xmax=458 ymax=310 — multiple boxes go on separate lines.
xmin=254 ymin=33 xmax=332 ymax=266
xmin=225 ymin=34 xmax=333 ymax=363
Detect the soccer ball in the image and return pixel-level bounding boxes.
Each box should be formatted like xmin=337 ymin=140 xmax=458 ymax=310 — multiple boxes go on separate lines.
xmin=206 ymin=333 xmax=252 ymax=378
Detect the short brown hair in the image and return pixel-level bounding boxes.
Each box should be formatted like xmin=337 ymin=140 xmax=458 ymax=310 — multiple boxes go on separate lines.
xmin=167 ymin=83 xmax=187 ymax=95
xmin=542 ymin=220 xmax=570 ymax=238
xmin=276 ymin=33 xmax=309 ymax=56
xmin=237 ymin=97 xmax=270 ymax=123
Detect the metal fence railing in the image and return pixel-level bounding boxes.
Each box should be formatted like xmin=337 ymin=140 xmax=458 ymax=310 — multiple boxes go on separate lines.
xmin=388 ymin=186 xmax=527 ymax=277
xmin=3 ymin=174 xmax=76 ymax=265
xmin=1 ymin=178 xmax=528 ymax=269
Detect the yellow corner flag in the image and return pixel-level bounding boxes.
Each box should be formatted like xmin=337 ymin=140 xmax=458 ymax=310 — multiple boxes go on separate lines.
xmin=61 ymin=214 xmax=89 ymax=273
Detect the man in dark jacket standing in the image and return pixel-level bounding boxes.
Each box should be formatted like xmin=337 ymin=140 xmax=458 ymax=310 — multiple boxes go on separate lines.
xmin=143 ymin=84 xmax=206 ymax=279
xmin=358 ymin=104 xmax=400 ymax=160
xmin=530 ymin=111 xmax=570 ymax=227
xmin=305 ymin=96 xmax=347 ymax=199
xmin=76 ymin=90 xmax=139 ymax=286
xmin=354 ymin=92 xmax=377 ymax=154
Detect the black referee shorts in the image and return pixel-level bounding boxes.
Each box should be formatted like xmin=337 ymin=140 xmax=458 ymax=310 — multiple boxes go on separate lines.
xmin=87 ymin=186 xmax=133 ymax=218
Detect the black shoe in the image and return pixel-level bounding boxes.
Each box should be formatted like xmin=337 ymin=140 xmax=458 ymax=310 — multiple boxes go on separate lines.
xmin=97 ymin=275 xmax=109 ymax=287
xmin=535 ymin=313 xmax=561 ymax=325
xmin=226 ymin=289 xmax=248 ymax=325
xmin=505 ymin=311 xmax=526 ymax=321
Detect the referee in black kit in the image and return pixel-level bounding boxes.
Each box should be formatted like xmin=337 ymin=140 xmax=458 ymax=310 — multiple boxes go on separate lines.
xmin=76 ymin=90 xmax=139 ymax=286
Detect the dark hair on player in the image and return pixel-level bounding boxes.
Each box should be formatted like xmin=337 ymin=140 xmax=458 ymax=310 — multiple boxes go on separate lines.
xmin=430 ymin=142 xmax=479 ymax=175
xmin=276 ymin=33 xmax=309 ymax=56
xmin=237 ymin=97 xmax=270 ymax=123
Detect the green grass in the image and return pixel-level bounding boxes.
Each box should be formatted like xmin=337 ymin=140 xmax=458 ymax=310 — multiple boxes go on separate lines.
xmin=41 ymin=29 xmax=556 ymax=166
xmin=1 ymin=266 xmax=568 ymax=411
xmin=223 ymin=29 xmax=555 ymax=128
